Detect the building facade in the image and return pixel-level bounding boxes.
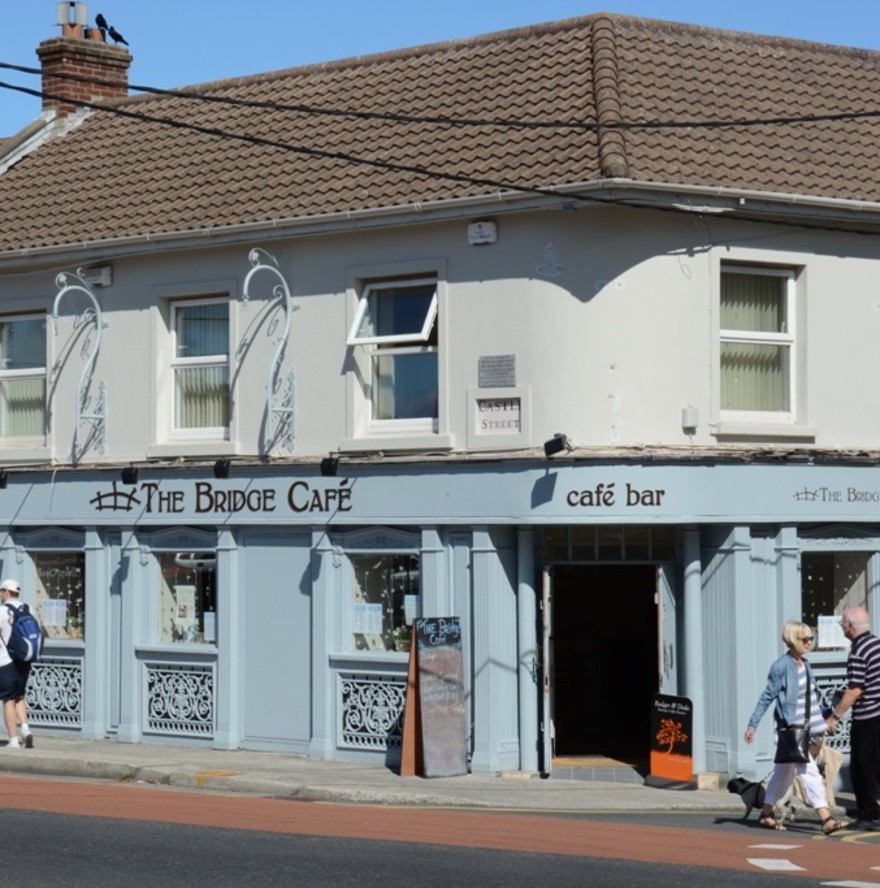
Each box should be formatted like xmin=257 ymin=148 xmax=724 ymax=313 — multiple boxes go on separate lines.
xmin=1 ymin=8 xmax=880 ymax=781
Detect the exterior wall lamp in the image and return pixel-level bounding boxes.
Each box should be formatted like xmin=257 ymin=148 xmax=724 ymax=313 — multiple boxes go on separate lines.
xmin=121 ymin=466 xmax=138 ymax=484
xmin=0 ymin=471 xmax=8 ymax=489
xmin=543 ymin=433 xmax=572 ymax=458
xmin=213 ymin=459 xmax=231 ymax=479
xmin=320 ymin=457 xmax=339 ymax=477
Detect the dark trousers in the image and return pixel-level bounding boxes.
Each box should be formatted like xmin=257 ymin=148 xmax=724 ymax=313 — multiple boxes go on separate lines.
xmin=850 ymin=714 xmax=880 ymax=819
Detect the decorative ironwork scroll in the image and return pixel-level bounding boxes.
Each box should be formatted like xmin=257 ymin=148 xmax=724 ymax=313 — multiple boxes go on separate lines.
xmin=27 ymin=658 xmax=83 ymax=727
xmin=339 ymin=673 xmax=406 ymax=750
xmin=52 ymin=270 xmax=108 ymax=461
xmin=241 ymin=248 xmax=298 ymax=454
xmin=145 ymin=663 xmax=214 ymax=737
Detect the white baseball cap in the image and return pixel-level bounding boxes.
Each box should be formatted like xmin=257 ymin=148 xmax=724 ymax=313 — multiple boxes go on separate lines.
xmin=0 ymin=579 xmax=20 ymax=594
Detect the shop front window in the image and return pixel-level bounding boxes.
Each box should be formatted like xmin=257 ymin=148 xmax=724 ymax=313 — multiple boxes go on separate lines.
xmin=350 ymin=553 xmax=420 ymax=653
xmin=802 ymin=551 xmax=871 ymax=649
xmin=158 ymin=551 xmax=217 ymax=644
xmin=34 ymin=551 xmax=85 ymax=641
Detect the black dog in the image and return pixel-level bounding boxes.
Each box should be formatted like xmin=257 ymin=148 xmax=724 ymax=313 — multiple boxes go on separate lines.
xmin=727 ymin=776 xmax=766 ymax=819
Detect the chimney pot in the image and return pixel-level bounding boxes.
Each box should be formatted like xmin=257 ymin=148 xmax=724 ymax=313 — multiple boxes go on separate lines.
xmin=56 ymin=2 xmax=88 ymax=27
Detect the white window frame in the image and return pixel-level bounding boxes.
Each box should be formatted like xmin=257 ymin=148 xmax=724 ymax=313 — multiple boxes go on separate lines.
xmin=170 ymin=297 xmax=230 ymax=439
xmin=719 ymin=265 xmax=796 ymax=425
xmin=0 ymin=312 xmax=47 ymax=441
xmin=346 ymin=277 xmax=439 ymax=435
xmin=346 ymin=278 xmax=438 ymax=346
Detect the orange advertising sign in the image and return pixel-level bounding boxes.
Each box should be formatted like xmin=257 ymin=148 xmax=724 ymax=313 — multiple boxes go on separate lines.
xmin=649 ymin=694 xmax=694 ymax=786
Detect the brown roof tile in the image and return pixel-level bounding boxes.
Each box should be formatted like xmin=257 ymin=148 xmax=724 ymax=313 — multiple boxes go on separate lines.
xmin=2 ymin=14 xmax=880 ymax=254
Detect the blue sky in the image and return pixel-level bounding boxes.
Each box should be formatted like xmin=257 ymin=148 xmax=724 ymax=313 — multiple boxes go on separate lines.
xmin=3 ymin=1 xmax=880 ymax=135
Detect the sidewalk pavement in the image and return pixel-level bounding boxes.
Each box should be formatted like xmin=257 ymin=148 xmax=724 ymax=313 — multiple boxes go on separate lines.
xmin=0 ymin=735 xmax=753 ymax=813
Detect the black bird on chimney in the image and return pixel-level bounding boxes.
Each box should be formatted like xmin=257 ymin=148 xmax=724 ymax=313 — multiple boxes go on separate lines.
xmin=94 ymin=12 xmax=108 ymax=39
xmin=108 ymin=24 xmax=128 ymax=46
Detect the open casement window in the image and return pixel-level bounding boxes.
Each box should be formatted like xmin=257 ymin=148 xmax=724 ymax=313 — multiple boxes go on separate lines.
xmin=347 ymin=279 xmax=438 ymax=430
xmin=720 ymin=266 xmax=795 ymax=422
xmin=0 ymin=314 xmax=47 ymax=439
xmin=171 ymin=299 xmax=230 ymax=434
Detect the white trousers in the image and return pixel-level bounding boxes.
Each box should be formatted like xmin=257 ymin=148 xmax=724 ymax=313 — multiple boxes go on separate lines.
xmin=764 ymin=753 xmax=827 ymax=809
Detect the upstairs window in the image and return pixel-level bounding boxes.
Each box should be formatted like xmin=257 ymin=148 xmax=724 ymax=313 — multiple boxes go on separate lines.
xmin=720 ymin=267 xmax=795 ymax=421
xmin=0 ymin=314 xmax=46 ymax=438
xmin=347 ymin=279 xmax=438 ymax=430
xmin=171 ymin=300 xmax=229 ymax=433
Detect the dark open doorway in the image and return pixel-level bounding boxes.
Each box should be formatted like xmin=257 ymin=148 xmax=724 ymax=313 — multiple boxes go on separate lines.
xmin=549 ymin=564 xmax=658 ymax=763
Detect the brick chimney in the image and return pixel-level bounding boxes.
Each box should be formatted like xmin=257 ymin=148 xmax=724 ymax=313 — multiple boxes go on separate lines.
xmin=37 ymin=3 xmax=131 ymax=117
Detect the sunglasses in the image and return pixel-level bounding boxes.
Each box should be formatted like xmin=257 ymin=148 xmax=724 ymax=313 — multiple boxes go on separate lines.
xmin=800 ymin=635 xmax=814 ymax=642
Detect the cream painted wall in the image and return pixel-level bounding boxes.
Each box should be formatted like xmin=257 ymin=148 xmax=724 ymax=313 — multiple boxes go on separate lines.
xmin=10 ymin=201 xmax=880 ymax=465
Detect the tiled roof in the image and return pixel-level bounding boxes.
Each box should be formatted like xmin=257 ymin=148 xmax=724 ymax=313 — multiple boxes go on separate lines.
xmin=2 ymin=14 xmax=880 ymax=254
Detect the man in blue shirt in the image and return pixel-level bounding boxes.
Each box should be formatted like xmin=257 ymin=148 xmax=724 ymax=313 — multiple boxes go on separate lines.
xmin=827 ymin=608 xmax=880 ymax=830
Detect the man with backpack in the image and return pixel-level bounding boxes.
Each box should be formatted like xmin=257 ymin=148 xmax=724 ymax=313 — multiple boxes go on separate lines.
xmin=0 ymin=579 xmax=35 ymax=748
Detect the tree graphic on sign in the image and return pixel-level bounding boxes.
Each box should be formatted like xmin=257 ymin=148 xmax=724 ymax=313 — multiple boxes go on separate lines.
xmin=655 ymin=718 xmax=688 ymax=754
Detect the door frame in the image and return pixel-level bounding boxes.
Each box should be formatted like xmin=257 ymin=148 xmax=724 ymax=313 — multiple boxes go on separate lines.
xmin=540 ymin=561 xmax=678 ymax=772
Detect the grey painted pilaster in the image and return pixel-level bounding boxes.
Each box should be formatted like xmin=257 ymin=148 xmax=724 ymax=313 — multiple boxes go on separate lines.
xmin=420 ymin=527 xmax=448 ymax=615
xmin=116 ymin=528 xmax=143 ymax=742
xmin=80 ymin=527 xmax=108 ymax=738
xmin=516 ymin=526 xmax=538 ymax=773
xmin=470 ymin=526 xmax=519 ymax=774
xmin=309 ymin=528 xmax=336 ymax=759
xmin=213 ymin=527 xmax=241 ymax=749
xmin=683 ymin=527 xmax=706 ymax=774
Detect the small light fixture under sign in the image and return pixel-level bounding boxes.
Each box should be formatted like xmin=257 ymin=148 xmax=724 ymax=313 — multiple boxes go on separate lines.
xmin=467 ymin=220 xmax=497 ymax=245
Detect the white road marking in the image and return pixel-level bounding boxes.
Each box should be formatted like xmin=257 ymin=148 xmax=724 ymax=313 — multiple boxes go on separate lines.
xmin=747 ymin=858 xmax=806 ymax=871
xmin=820 ymin=881 xmax=880 ymax=887
xmin=749 ymin=843 xmax=804 ymax=849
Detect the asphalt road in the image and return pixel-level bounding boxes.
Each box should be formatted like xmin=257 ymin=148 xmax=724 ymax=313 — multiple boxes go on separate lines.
xmin=2 ymin=775 xmax=878 ymax=887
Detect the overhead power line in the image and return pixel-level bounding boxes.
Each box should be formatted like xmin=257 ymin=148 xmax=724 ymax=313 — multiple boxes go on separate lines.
xmin=2 ymin=60 xmax=880 ymax=132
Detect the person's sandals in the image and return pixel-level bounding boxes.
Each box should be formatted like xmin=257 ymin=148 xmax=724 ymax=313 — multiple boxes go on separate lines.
xmin=758 ymin=814 xmax=787 ymax=830
xmin=820 ymin=817 xmax=850 ymax=835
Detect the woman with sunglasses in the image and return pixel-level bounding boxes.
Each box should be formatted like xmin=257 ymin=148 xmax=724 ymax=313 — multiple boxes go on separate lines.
xmin=743 ymin=620 xmax=850 ymax=833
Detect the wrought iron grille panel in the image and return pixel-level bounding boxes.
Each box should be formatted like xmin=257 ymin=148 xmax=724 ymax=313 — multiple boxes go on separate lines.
xmin=338 ymin=673 xmax=406 ymax=750
xmin=145 ymin=662 xmax=214 ymax=737
xmin=26 ymin=657 xmax=82 ymax=727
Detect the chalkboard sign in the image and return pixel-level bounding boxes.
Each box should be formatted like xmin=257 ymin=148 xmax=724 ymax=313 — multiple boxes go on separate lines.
xmin=415 ymin=617 xmax=467 ymax=777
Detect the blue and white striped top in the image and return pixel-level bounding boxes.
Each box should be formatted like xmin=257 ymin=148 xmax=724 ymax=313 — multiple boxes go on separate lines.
xmin=795 ymin=663 xmax=827 ymax=736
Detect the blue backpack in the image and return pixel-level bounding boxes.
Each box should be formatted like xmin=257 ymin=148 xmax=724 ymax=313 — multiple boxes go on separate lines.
xmin=4 ymin=602 xmax=43 ymax=663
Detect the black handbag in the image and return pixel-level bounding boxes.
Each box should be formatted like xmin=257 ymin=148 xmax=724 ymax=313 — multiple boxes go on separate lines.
xmin=774 ymin=664 xmax=812 ymax=764
xmin=775 ymin=724 xmax=810 ymax=763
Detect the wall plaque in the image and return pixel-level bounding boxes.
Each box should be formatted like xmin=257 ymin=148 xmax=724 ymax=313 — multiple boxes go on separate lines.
xmin=478 ymin=354 xmax=516 ymax=388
